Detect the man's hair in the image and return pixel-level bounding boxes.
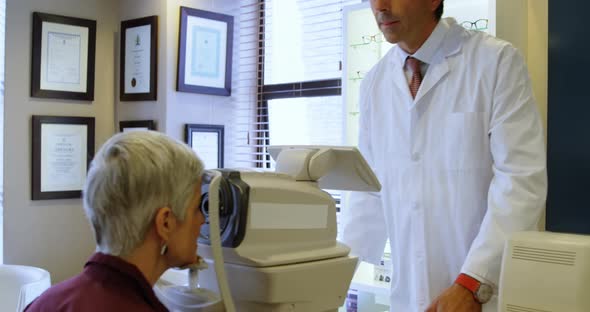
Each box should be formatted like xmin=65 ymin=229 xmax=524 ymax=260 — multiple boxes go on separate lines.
xmin=435 ymin=1 xmax=444 ymax=21
xmin=83 ymin=131 xmax=204 ymax=256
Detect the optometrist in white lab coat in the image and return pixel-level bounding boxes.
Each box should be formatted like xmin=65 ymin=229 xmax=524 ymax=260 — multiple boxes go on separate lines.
xmin=340 ymin=2 xmax=547 ymax=312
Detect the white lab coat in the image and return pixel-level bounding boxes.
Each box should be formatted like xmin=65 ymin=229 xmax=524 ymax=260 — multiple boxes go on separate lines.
xmin=340 ymin=18 xmax=547 ymax=312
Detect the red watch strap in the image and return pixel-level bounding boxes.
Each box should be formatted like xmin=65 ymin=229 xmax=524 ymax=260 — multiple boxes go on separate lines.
xmin=455 ymin=273 xmax=480 ymax=294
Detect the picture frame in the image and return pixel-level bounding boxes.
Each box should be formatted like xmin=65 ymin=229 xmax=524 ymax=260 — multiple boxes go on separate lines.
xmin=120 ymin=16 xmax=158 ymax=101
xmin=119 ymin=120 xmax=156 ymax=132
xmin=185 ymin=124 xmax=224 ymax=169
xmin=31 ymin=12 xmax=97 ymax=101
xmin=32 ymin=115 xmax=95 ymax=200
xmin=177 ymin=7 xmax=233 ymax=96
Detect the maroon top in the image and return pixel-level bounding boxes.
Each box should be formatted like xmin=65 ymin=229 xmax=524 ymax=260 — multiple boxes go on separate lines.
xmin=25 ymin=253 xmax=168 ymax=312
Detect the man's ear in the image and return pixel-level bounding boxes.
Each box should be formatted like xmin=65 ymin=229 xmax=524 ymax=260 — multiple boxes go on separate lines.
xmin=154 ymin=207 xmax=177 ymax=241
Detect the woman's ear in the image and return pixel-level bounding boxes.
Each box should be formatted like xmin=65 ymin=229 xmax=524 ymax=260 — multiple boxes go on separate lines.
xmin=154 ymin=207 xmax=177 ymax=241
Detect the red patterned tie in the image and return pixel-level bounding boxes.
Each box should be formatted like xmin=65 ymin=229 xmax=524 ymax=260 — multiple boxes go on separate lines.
xmin=406 ymin=56 xmax=422 ymax=99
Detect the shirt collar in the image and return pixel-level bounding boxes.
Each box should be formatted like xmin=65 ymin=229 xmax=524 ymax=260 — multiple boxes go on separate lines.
xmin=393 ymin=17 xmax=455 ymax=67
xmin=85 ymin=252 xmax=168 ymax=311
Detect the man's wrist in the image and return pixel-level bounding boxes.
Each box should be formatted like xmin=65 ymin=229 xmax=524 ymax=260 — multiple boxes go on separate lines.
xmin=454 ymin=273 xmax=493 ymax=304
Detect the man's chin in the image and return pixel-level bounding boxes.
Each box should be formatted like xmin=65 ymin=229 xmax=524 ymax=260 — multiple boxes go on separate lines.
xmin=383 ymin=34 xmax=400 ymax=44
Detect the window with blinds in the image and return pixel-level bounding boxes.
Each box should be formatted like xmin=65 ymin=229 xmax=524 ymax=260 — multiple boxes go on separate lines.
xmin=232 ymin=0 xmax=263 ymax=168
xmin=234 ymin=1 xmax=361 ymax=238
xmin=234 ymin=0 xmax=361 ymax=169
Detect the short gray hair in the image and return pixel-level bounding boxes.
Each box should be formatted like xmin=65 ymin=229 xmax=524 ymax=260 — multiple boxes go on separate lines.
xmin=83 ymin=131 xmax=204 ymax=256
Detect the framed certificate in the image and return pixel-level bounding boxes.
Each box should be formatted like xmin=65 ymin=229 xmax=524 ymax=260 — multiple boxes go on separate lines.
xmin=184 ymin=124 xmax=224 ymax=169
xmin=119 ymin=120 xmax=156 ymax=132
xmin=32 ymin=116 xmax=95 ymax=200
xmin=120 ymin=16 xmax=158 ymax=101
xmin=31 ymin=12 xmax=96 ymax=101
xmin=177 ymin=7 xmax=233 ymax=96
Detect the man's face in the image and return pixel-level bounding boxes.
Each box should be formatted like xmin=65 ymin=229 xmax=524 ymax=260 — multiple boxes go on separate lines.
xmin=370 ymin=0 xmax=438 ymax=46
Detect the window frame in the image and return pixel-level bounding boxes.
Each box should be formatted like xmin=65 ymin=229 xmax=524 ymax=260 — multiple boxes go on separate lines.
xmin=255 ymin=0 xmax=343 ymax=168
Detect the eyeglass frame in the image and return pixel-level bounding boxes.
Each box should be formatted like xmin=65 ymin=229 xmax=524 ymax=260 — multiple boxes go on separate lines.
xmin=350 ymin=70 xmax=365 ymax=81
xmin=361 ymin=33 xmax=384 ymax=44
xmin=460 ymin=19 xmax=488 ymax=30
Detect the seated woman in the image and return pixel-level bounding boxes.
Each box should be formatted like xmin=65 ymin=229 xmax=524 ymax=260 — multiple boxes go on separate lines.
xmin=26 ymin=131 xmax=205 ymax=312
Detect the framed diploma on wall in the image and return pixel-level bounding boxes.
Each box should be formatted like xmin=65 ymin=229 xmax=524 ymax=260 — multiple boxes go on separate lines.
xmin=32 ymin=116 xmax=95 ymax=200
xmin=119 ymin=120 xmax=156 ymax=132
xmin=120 ymin=16 xmax=158 ymax=101
xmin=31 ymin=12 xmax=96 ymax=101
xmin=184 ymin=124 xmax=224 ymax=169
xmin=177 ymin=7 xmax=233 ymax=96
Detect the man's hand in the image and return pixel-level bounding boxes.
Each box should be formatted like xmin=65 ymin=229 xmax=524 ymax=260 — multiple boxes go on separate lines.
xmin=425 ymin=284 xmax=482 ymax=312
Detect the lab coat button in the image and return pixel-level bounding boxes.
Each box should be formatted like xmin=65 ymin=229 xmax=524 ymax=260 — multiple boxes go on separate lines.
xmin=411 ymin=153 xmax=420 ymax=162
xmin=412 ymin=202 xmax=419 ymax=210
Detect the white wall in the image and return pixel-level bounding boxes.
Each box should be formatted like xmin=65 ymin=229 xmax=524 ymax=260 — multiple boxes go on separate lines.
xmin=117 ymin=0 xmax=241 ymax=166
xmin=0 ymin=0 xmax=6 ymax=264
xmin=527 ymin=0 xmax=548 ymax=133
xmin=527 ymin=0 xmax=548 ymax=230
xmin=116 ymin=0 xmax=167 ymax=131
xmin=4 ymin=0 xmax=118 ymax=282
xmin=163 ymin=0 xmax=238 ymax=151
xmin=2 ymin=0 xmax=242 ymax=283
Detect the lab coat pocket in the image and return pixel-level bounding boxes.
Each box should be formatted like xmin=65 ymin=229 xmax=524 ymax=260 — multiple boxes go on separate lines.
xmin=444 ymin=112 xmax=491 ymax=170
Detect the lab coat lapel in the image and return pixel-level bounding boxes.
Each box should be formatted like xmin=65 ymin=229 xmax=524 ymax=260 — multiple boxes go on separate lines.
xmin=413 ymin=59 xmax=449 ymax=105
xmin=413 ymin=22 xmax=463 ymax=107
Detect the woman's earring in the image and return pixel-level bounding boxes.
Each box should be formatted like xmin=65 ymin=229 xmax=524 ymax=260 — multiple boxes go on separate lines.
xmin=160 ymin=243 xmax=168 ymax=256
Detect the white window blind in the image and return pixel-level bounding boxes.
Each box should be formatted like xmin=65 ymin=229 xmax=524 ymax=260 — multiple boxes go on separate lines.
xmin=232 ymin=0 xmax=264 ymax=168
xmin=234 ymin=0 xmax=360 ymax=169
xmin=264 ymin=0 xmax=357 ymax=84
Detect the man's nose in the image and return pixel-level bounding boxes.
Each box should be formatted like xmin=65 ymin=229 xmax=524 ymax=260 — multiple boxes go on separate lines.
xmin=371 ymin=0 xmax=391 ymax=12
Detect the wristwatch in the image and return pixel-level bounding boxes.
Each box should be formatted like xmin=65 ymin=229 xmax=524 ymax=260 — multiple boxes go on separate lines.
xmin=454 ymin=273 xmax=493 ymax=304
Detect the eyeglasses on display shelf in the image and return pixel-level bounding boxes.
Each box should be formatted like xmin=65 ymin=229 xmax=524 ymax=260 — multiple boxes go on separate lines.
xmin=460 ymin=18 xmax=488 ymax=31
xmin=349 ymin=70 xmax=366 ymax=82
xmin=350 ymin=32 xmax=384 ymax=48
xmin=361 ymin=32 xmax=383 ymax=44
